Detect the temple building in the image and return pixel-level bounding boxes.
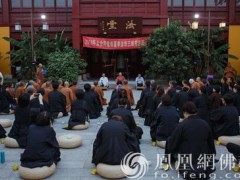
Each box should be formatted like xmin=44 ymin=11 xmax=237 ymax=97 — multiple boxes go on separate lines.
xmin=0 ymin=0 xmax=239 ymax=78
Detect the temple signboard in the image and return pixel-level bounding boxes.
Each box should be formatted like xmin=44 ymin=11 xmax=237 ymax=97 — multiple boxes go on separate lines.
xmin=98 ymin=17 xmax=142 ymax=35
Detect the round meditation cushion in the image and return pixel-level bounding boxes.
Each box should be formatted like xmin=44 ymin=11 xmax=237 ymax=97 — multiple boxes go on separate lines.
xmin=0 ymin=119 xmax=12 ymax=128
xmin=57 ymin=134 xmax=82 ymax=149
xmin=156 ymin=141 xmax=166 ymax=149
xmin=4 ymin=137 xmax=20 ymax=148
xmin=218 ymin=135 xmax=240 ymax=146
xmin=72 ymin=122 xmax=89 ymax=130
xmin=96 ymin=163 xmax=126 ymax=179
xmin=19 ymin=163 xmax=56 ymax=180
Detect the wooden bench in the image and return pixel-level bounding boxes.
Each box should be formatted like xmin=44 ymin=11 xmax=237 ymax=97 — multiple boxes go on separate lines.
xmin=101 ymin=86 xmax=109 ymax=90
xmin=136 ymin=86 xmax=144 ymax=90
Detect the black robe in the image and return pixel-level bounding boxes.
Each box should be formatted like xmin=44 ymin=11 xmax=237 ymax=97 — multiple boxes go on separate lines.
xmin=29 ymin=97 xmax=48 ymax=124
xmin=166 ymin=115 xmax=216 ymax=179
xmin=151 ymin=106 xmax=179 ymax=141
xmin=48 ymin=90 xmax=67 ymax=118
xmin=141 ymin=91 xmax=156 ymax=126
xmin=68 ymin=99 xmax=89 ymax=129
xmin=233 ymin=92 xmax=240 ymax=115
xmin=0 ymin=86 xmax=16 ymax=113
xmin=21 ymin=125 xmax=60 ymax=168
xmin=84 ymin=91 xmax=101 ymax=119
xmin=106 ymin=97 xmax=131 ymax=117
xmin=8 ymin=106 xmax=31 ymax=147
xmin=136 ymin=87 xmax=151 ymax=114
xmin=210 ymin=105 xmax=239 ymax=139
xmin=0 ymin=124 xmax=6 ymax=138
xmin=92 ymin=120 xmax=140 ymax=166
xmin=194 ymin=94 xmax=211 ymax=123
xmin=172 ymin=90 xmax=189 ymax=118
xmin=109 ymin=107 xmax=143 ymax=140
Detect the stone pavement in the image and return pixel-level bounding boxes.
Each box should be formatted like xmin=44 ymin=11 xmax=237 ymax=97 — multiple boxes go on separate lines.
xmin=0 ymin=80 xmax=237 ymax=180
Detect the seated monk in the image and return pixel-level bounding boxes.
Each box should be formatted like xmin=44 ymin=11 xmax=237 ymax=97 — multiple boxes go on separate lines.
xmin=224 ymin=62 xmax=237 ymax=82
xmin=122 ymin=80 xmax=135 ymax=106
xmin=93 ymin=82 xmax=107 ymax=105
xmin=61 ymin=81 xmax=74 ymax=112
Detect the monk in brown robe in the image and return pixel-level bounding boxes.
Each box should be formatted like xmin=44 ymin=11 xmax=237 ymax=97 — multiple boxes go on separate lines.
xmin=57 ymin=79 xmax=64 ymax=92
xmin=70 ymin=81 xmax=78 ymax=101
xmin=36 ymin=63 xmax=44 ymax=86
xmin=93 ymin=82 xmax=107 ymax=105
xmin=224 ymin=62 xmax=237 ymax=82
xmin=61 ymin=81 xmax=74 ymax=112
xmin=15 ymin=82 xmax=27 ymax=100
xmin=123 ymin=80 xmax=135 ymax=106
xmin=43 ymin=81 xmax=52 ymax=102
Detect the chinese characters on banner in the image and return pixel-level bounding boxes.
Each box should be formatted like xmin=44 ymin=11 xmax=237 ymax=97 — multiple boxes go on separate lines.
xmin=98 ymin=17 xmax=142 ymax=35
xmin=82 ymin=36 xmax=149 ymax=50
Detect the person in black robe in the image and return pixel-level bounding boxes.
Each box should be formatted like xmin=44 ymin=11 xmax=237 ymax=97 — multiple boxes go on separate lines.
xmin=210 ymin=93 xmax=239 ymax=139
xmin=166 ymin=80 xmax=176 ymax=99
xmin=226 ymin=143 xmax=240 ymax=168
xmin=92 ymin=115 xmax=140 ymax=166
xmin=151 ymin=94 xmax=179 ymax=142
xmin=166 ymin=101 xmax=216 ymax=179
xmin=172 ymin=86 xmax=189 ymax=118
xmin=83 ymin=83 xmax=101 ymax=119
xmin=0 ymin=83 xmax=16 ymax=114
xmin=29 ymin=90 xmax=49 ymax=124
xmin=209 ymin=85 xmax=222 ymax=110
xmin=193 ymin=86 xmax=211 ymax=123
xmin=141 ymin=82 xmax=157 ymax=126
xmin=135 ymin=80 xmax=151 ymax=117
xmin=8 ymin=93 xmax=30 ymax=147
xmin=21 ymin=111 xmax=60 ymax=168
xmin=233 ymin=84 xmax=240 ymax=115
xmin=106 ymin=88 xmax=131 ymax=117
xmin=109 ymin=98 xmax=143 ymax=140
xmin=0 ymin=124 xmax=6 ymax=138
xmin=48 ymin=81 xmax=68 ymax=119
xmin=67 ymin=89 xmax=90 ymax=129
xmin=206 ymin=78 xmax=214 ymax=96
xmin=221 ymin=77 xmax=229 ymax=96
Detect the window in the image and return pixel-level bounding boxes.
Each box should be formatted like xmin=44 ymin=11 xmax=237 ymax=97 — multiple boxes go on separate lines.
xmin=173 ymin=0 xmax=182 ymax=7
xmin=184 ymin=0 xmax=193 ymax=7
xmin=0 ymin=0 xmax=2 ymax=8
xmin=206 ymin=0 xmax=216 ymax=7
xmin=23 ymin=0 xmax=32 ymax=7
xmin=11 ymin=0 xmax=21 ymax=8
xmin=67 ymin=0 xmax=72 ymax=7
xmin=168 ymin=0 xmax=172 ymax=7
xmin=46 ymin=0 xmax=54 ymax=7
xmin=56 ymin=0 xmax=66 ymax=7
xmin=195 ymin=0 xmax=204 ymax=6
xmin=34 ymin=0 xmax=43 ymax=8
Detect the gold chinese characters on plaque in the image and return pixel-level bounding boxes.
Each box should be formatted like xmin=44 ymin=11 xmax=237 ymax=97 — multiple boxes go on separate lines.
xmin=98 ymin=17 xmax=142 ymax=35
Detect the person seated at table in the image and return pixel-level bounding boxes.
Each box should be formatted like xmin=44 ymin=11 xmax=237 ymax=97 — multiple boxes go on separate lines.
xmin=165 ymin=101 xmax=216 ymax=179
xmin=67 ymin=89 xmax=90 ymax=129
xmin=8 ymin=93 xmax=30 ymax=147
xmin=99 ymin=73 xmax=109 ymax=87
xmin=115 ymin=72 xmax=125 ymax=86
xmin=20 ymin=111 xmax=61 ymax=168
xmin=92 ymin=115 xmax=140 ymax=166
xmin=135 ymin=74 xmax=144 ymax=87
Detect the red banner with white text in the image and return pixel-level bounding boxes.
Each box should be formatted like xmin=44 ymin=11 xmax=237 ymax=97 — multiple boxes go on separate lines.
xmin=82 ymin=36 xmax=149 ymax=50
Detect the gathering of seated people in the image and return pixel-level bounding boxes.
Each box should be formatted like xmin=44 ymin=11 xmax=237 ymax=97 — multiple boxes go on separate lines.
xmin=1 ymin=69 xmax=240 ymax=179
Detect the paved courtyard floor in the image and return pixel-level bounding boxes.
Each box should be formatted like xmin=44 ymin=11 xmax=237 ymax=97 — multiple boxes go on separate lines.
xmin=0 ymin=80 xmax=237 ymax=179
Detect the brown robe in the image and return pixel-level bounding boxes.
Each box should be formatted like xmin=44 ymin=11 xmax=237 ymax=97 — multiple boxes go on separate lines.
xmin=61 ymin=87 xmax=74 ymax=112
xmin=15 ymin=86 xmax=26 ymax=100
xmin=36 ymin=67 xmax=44 ymax=86
xmin=43 ymin=87 xmax=52 ymax=102
xmin=123 ymin=85 xmax=135 ymax=106
xmin=94 ymin=86 xmax=107 ymax=105
xmin=70 ymin=85 xmax=78 ymax=101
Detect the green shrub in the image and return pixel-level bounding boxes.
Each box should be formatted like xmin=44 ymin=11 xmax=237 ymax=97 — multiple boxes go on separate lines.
xmin=47 ymin=46 xmax=87 ymax=83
